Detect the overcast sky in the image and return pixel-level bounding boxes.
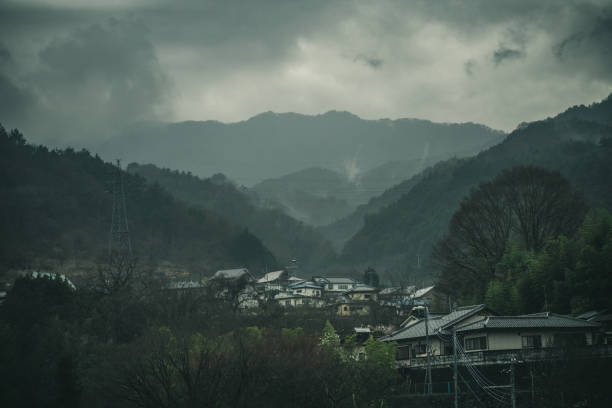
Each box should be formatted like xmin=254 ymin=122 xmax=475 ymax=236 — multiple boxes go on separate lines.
xmin=1 ymin=0 xmax=611 ymax=145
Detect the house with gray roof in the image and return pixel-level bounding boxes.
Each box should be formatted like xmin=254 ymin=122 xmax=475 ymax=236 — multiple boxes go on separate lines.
xmin=212 ymin=268 xmax=254 ymax=282
xmin=383 ymin=305 xmax=610 ymax=369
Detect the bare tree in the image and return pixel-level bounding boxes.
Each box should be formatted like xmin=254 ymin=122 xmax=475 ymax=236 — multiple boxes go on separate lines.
xmin=434 ymin=166 xmax=587 ymax=299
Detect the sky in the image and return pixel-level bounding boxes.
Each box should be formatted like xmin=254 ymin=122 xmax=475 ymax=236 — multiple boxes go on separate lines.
xmin=1 ymin=0 xmax=611 ymax=146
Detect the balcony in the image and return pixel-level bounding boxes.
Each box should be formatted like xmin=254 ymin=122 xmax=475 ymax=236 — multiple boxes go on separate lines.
xmin=397 ymin=345 xmax=612 ymax=369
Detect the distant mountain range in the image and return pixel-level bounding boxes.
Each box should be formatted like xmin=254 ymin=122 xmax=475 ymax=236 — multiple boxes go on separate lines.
xmin=97 ymin=111 xmax=505 ymax=186
xmin=337 ymin=94 xmax=612 ymax=282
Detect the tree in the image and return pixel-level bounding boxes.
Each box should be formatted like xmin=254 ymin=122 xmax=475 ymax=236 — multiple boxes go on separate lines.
xmin=435 ymin=166 xmax=588 ymax=301
xmin=363 ymin=267 xmax=380 ymax=287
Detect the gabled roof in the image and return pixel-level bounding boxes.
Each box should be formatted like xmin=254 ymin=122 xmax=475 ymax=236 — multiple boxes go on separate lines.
xmin=456 ymin=313 xmax=601 ymax=332
xmin=346 ymin=284 xmax=376 ymax=293
xmin=289 ymin=281 xmax=322 ymax=290
xmin=213 ymin=268 xmax=252 ymax=280
xmin=412 ymin=285 xmax=435 ymax=298
xmin=315 ymin=277 xmax=356 ymax=284
xmin=379 ymin=286 xmax=415 ymax=296
xmin=257 ymin=270 xmax=286 ymax=283
xmin=382 ymin=304 xmax=488 ymax=342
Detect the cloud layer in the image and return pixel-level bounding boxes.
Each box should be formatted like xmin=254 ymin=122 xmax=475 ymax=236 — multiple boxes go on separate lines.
xmin=1 ymin=0 xmax=611 ymax=145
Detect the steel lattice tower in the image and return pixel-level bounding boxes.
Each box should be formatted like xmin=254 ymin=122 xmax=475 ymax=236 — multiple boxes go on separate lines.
xmin=109 ymin=159 xmax=132 ymax=256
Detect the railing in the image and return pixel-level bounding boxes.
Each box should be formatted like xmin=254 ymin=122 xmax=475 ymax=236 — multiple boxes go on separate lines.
xmin=397 ymin=345 xmax=612 ymax=368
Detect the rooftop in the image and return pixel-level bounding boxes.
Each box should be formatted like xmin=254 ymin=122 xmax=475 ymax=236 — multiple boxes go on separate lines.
xmin=256 ymin=270 xmax=286 ymax=283
xmin=382 ymin=304 xmax=488 ymax=342
xmin=213 ymin=268 xmax=251 ymax=280
xmin=456 ymin=313 xmax=601 ymax=332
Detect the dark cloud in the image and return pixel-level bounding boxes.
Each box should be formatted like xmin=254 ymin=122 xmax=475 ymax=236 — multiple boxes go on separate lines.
xmin=493 ymin=47 xmax=524 ymax=65
xmin=354 ymin=54 xmax=383 ymax=69
xmin=0 ymin=0 xmax=611 ymax=141
xmin=0 ymin=16 xmax=170 ymax=144
xmin=553 ymin=13 xmax=612 ymax=80
xmin=464 ymin=59 xmax=475 ymax=76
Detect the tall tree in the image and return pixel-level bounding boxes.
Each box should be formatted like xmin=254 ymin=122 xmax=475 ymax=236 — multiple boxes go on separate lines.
xmin=434 ymin=166 xmax=587 ymax=301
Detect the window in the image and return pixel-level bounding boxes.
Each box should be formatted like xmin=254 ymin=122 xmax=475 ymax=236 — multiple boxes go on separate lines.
xmin=339 ymin=284 xmax=348 ymax=289
xmin=343 ymin=306 xmax=348 ymax=311
xmin=365 ymin=294 xmax=370 ymax=299
xmin=522 ymin=335 xmax=542 ymax=349
xmin=443 ymin=343 xmax=454 ymax=355
xmin=397 ymin=346 xmax=411 ymax=360
xmin=413 ymin=344 xmax=427 ymax=355
xmin=465 ymin=336 xmax=487 ymax=351
xmin=296 ymin=289 xmax=302 ymax=293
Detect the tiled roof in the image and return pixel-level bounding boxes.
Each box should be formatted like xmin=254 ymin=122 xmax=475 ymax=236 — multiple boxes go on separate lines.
xmin=316 ymin=277 xmax=356 ymax=284
xmin=257 ymin=270 xmax=286 ymax=283
xmin=456 ymin=313 xmax=601 ymax=332
xmin=346 ymin=284 xmax=376 ymax=293
xmin=289 ymin=281 xmax=322 ymax=289
xmin=383 ymin=305 xmax=487 ymax=342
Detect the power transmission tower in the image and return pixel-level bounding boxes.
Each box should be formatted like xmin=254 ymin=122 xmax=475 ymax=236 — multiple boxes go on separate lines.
xmin=109 ymin=159 xmax=132 ymax=256
xmin=100 ymin=160 xmax=135 ymax=293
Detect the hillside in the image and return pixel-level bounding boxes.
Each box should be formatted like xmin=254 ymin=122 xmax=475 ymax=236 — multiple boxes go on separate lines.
xmin=253 ymin=155 xmax=449 ymax=228
xmin=0 ymin=126 xmax=277 ymax=279
xmin=127 ymin=163 xmax=338 ymax=272
xmin=96 ymin=111 xmax=505 ymax=186
xmin=340 ymin=94 xmax=612 ymax=282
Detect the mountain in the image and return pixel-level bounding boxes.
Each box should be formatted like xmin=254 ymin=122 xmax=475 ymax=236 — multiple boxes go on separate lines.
xmin=252 ymin=154 xmax=472 ymax=228
xmin=339 ymin=94 xmax=612 ymax=282
xmin=0 ymin=126 xmax=277 ymax=279
xmin=96 ymin=111 xmax=505 ymax=186
xmin=252 ymin=167 xmax=356 ymax=226
xmin=127 ymin=163 xmax=337 ymax=272
xmin=319 ymin=158 xmax=457 ymax=249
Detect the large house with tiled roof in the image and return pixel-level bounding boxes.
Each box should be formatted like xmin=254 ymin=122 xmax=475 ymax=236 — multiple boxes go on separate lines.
xmin=382 ymin=305 xmax=609 ymax=368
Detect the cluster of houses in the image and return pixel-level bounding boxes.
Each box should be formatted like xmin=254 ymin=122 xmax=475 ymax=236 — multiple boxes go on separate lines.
xmin=178 ymin=267 xmax=441 ymax=316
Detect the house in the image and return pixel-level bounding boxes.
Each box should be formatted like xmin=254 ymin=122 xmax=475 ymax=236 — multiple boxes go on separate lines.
xmin=378 ymin=286 xmax=415 ymax=307
xmin=256 ymin=270 xmax=287 ymax=285
xmin=382 ymin=304 xmax=493 ymax=363
xmin=274 ymin=292 xmax=325 ymax=308
xmin=336 ymin=295 xmax=372 ymax=317
xmin=411 ymin=285 xmax=445 ymax=307
xmin=345 ymin=284 xmax=377 ymax=302
xmin=455 ymin=313 xmax=601 ymax=352
xmin=212 ymin=268 xmax=254 ymax=282
xmin=288 ymin=281 xmax=323 ymax=297
xmin=313 ymin=277 xmax=357 ymax=296
xmin=577 ymin=310 xmax=612 ymax=344
xmin=383 ymin=305 xmax=608 ymax=369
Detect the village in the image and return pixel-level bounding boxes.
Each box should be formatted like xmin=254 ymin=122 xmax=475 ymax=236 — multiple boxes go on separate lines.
xmin=168 ymin=267 xmax=612 ymax=368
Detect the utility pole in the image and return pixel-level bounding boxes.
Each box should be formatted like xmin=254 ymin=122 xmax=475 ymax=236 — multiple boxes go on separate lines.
xmin=425 ymin=304 xmax=432 ymax=394
xmin=510 ymin=358 xmax=516 ymax=408
xmin=453 ymin=327 xmax=458 ymax=408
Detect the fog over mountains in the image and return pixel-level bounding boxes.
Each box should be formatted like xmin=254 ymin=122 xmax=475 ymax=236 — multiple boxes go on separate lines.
xmin=97 ymin=111 xmax=504 ymax=187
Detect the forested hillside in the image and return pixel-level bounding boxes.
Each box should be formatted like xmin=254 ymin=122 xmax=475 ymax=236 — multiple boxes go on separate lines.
xmin=341 ymin=94 xmax=612 ymax=282
xmin=127 ymin=163 xmax=338 ymax=272
xmin=0 ymin=126 xmax=277 ymax=279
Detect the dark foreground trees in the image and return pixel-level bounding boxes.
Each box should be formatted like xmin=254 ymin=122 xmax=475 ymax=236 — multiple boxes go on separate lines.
xmin=434 ymin=166 xmax=587 ymax=304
